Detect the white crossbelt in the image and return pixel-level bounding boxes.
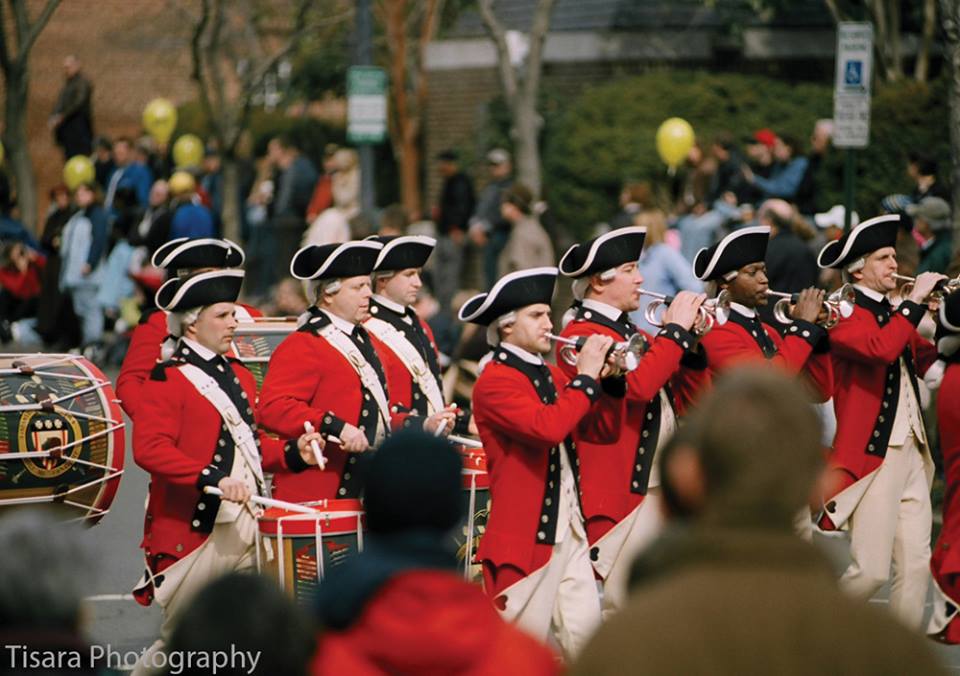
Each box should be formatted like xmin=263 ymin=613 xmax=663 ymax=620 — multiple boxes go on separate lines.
xmin=364 ymin=316 xmax=445 ymax=414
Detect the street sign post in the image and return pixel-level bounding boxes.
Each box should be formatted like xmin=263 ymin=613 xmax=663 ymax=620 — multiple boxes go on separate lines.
xmin=347 ymin=66 xmax=388 ymax=145
xmin=833 ymin=22 xmax=874 ymax=232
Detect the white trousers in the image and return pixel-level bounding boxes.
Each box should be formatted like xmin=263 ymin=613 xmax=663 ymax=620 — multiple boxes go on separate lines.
xmin=131 ymin=510 xmax=257 ymax=676
xmin=498 ymin=524 xmax=602 ymax=660
xmin=839 ymin=434 xmax=932 ymax=630
xmin=599 ymin=488 xmax=665 ymax=619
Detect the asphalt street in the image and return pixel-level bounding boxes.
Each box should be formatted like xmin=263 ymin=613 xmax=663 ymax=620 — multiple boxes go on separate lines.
xmin=61 ymin=365 xmax=960 ymax=671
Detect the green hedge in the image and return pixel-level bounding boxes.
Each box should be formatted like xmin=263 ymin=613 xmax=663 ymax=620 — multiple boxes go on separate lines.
xmin=541 ymin=70 xmax=950 ymax=238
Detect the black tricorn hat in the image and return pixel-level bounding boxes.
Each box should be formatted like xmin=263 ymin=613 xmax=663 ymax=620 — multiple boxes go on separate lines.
xmin=817 ymin=214 xmax=900 ymax=269
xmin=368 ymin=235 xmax=436 ymax=273
xmin=559 ymin=226 xmax=646 ymax=278
xmin=458 ymin=267 xmax=557 ymax=326
xmin=290 ymin=240 xmax=383 ymax=281
xmin=151 ymin=237 xmax=245 ymax=271
xmin=693 ymin=226 xmax=770 ymax=281
xmin=155 ymin=269 xmax=244 ymax=312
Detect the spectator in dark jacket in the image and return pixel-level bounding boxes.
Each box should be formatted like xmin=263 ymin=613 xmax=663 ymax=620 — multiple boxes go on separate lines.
xmin=759 ymin=199 xmax=818 ymax=328
xmin=433 ymin=150 xmax=475 ymax=315
xmin=49 ymin=55 xmax=93 ymax=159
xmin=909 ymin=197 xmax=953 ymax=275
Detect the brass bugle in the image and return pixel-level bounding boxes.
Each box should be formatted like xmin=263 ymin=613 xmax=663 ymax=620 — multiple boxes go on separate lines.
xmin=547 ymin=332 xmax=646 ymax=372
xmin=767 ymin=285 xmax=856 ymax=329
xmin=641 ymin=289 xmax=730 ymax=336
xmin=893 ymin=274 xmax=960 ymax=302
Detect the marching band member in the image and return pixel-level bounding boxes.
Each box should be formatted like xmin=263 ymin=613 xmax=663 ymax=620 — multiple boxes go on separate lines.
xmin=929 ymin=289 xmax=960 ymax=642
xmin=693 ymin=225 xmax=834 ymax=400
xmin=117 ymin=238 xmax=260 ymax=421
xmin=130 ymin=268 xmax=322 ymax=675
xmin=556 ymin=226 xmax=708 ymax=616
xmin=460 ymin=267 xmax=622 ymax=659
xmin=258 ymin=241 xmax=455 ymax=503
xmin=816 ymin=214 xmax=942 ymax=629
xmin=364 ymin=234 xmax=470 ymax=431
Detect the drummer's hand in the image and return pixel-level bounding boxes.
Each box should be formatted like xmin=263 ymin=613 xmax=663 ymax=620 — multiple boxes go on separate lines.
xmin=296 ymin=432 xmax=325 ymax=465
xmin=338 ymin=423 xmax=369 ymax=453
xmin=217 ymin=477 xmax=251 ymax=503
xmin=424 ymin=409 xmax=457 ymax=436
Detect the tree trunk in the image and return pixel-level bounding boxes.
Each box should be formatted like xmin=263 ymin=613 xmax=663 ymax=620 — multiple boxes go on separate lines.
xmin=916 ymin=0 xmax=937 ymax=82
xmin=887 ymin=0 xmax=904 ymax=81
xmin=513 ymin=100 xmax=541 ymax=198
xmin=220 ymin=154 xmax=241 ymax=245
xmin=398 ymin=131 xmax=421 ymax=217
xmin=942 ymin=0 xmax=960 ymax=255
xmin=2 ymin=66 xmax=36 ymax=232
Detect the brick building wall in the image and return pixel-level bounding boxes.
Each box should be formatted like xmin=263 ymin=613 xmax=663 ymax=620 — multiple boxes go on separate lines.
xmin=7 ymin=0 xmax=196 ymax=230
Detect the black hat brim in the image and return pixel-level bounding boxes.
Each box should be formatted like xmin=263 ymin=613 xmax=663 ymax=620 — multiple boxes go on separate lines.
xmin=559 ymin=226 xmax=646 ymax=278
xmin=459 ymin=267 xmax=558 ymax=325
xmin=370 ymin=235 xmax=436 ymax=272
xmin=290 ymin=241 xmax=382 ymax=280
xmin=155 ymin=269 xmax=244 ymax=312
xmin=693 ymin=226 xmax=770 ymax=281
xmin=151 ymin=237 xmax=245 ymax=270
xmin=817 ymin=214 xmax=900 ymax=269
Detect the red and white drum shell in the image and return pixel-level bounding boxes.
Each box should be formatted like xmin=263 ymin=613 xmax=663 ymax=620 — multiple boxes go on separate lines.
xmin=456 ymin=445 xmax=490 ymax=580
xmin=0 ymin=354 xmax=125 ymax=524
xmin=257 ymin=499 xmax=365 ymax=604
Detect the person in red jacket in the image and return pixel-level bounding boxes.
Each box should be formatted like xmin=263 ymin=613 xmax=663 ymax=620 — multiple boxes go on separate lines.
xmin=130 ymin=268 xmax=322 ymax=676
xmin=556 ymin=226 xmax=707 ymax=617
xmin=312 ymin=429 xmax=560 ymax=675
xmin=694 ymin=225 xmax=834 ymax=402
xmin=364 ymin=234 xmax=469 ymax=430
xmin=258 ymin=240 xmax=456 ymax=503
xmin=116 ymin=237 xmax=260 ymax=421
xmin=816 ymin=213 xmax=943 ymax=630
xmin=460 ymin=267 xmax=621 ymax=660
xmin=929 ymin=289 xmax=960 ymax=642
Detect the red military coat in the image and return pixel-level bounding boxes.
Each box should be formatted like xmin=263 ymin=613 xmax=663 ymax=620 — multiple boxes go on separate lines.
xmin=258 ymin=307 xmax=404 ymax=503
xmin=364 ymin=297 xmax=444 ymax=417
xmin=133 ymin=342 xmax=305 ymax=602
xmin=472 ymin=348 xmax=622 ymax=592
xmin=117 ymin=302 xmax=261 ymax=420
xmin=557 ymin=308 xmax=707 ymax=539
xmin=932 ymin=358 xmax=960 ymax=642
xmin=700 ymin=308 xmax=834 ymax=402
xmin=824 ymin=293 xmax=937 ymax=502
xmin=310 ymin=570 xmax=559 ymax=675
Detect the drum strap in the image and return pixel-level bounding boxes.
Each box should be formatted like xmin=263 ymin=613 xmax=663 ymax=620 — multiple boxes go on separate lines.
xmin=318 ymin=323 xmax=391 ymax=443
xmin=178 ymin=364 xmax=266 ymax=496
xmin=365 ymin=317 xmax=445 ymax=414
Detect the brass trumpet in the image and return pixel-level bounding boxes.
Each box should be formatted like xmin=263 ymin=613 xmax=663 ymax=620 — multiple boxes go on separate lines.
xmin=767 ymin=284 xmax=856 ymax=329
xmin=642 ymin=289 xmax=731 ymax=336
xmin=893 ymin=274 xmax=960 ymax=302
xmin=547 ymin=333 xmax=647 ymax=373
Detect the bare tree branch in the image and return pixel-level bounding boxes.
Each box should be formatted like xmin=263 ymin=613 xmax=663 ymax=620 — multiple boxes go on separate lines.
xmin=18 ymin=0 xmax=59 ymax=60
xmin=523 ymin=0 xmax=556 ymax=106
xmin=821 ymin=0 xmax=846 ymax=23
xmin=0 ymin=4 xmax=12 ymax=74
xmin=916 ymin=0 xmax=937 ymax=81
xmin=477 ymin=0 xmax=518 ymax=101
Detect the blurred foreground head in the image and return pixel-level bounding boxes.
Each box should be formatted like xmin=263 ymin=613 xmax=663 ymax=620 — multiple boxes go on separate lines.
xmin=661 ymin=366 xmax=824 ymax=529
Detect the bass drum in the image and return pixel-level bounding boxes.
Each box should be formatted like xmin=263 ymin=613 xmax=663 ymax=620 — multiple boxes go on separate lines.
xmin=232 ymin=317 xmax=298 ymax=390
xmin=0 ymin=354 xmax=124 ymax=524
xmin=454 ymin=446 xmax=490 ymax=581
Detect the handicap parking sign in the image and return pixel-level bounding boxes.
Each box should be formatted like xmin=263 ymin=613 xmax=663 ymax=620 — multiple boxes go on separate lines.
xmin=844 ymin=60 xmax=863 ymax=87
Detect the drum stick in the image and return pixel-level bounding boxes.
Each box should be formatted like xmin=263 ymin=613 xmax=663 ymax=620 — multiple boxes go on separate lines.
xmin=448 ymin=434 xmax=482 ymax=449
xmin=303 ymin=421 xmax=328 ymax=470
xmin=202 ymin=486 xmax=319 ymax=514
xmin=433 ymin=419 xmax=448 ymax=437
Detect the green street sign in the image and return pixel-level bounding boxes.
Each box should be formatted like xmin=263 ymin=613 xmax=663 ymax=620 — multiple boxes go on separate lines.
xmin=347 ymin=66 xmax=388 ymax=144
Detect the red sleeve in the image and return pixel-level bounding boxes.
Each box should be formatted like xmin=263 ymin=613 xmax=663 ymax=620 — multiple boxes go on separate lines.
xmin=829 ymin=301 xmax=924 ymax=366
xmin=258 ymin=333 xmax=327 ymax=439
xmin=801 ymin=350 xmax=834 ymax=403
xmin=700 ymin=324 xmax=758 ymax=372
xmin=473 ymin=366 xmax=601 ymax=449
xmin=913 ymin=331 xmax=939 ymax=376
xmin=116 ymin=312 xmax=168 ymax=420
xmin=133 ymin=374 xmax=208 ymax=486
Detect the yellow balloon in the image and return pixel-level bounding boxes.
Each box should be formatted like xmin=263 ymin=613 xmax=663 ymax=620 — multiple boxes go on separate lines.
xmin=172 ymin=134 xmax=204 ymax=169
xmin=655 ymin=118 xmax=695 ymax=169
xmin=143 ymin=98 xmax=178 ymax=146
xmin=63 ymin=155 xmax=95 ymax=191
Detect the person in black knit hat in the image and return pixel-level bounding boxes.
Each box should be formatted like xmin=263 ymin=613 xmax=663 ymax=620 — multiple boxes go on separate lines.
xmin=313 ymin=430 xmax=559 ymax=674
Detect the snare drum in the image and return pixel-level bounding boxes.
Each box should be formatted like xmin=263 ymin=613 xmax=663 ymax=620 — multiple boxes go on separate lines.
xmin=257 ymin=499 xmax=365 ymax=604
xmin=0 ymin=354 xmax=125 ymax=524
xmin=231 ymin=317 xmax=297 ymax=389
xmin=455 ymin=447 xmax=490 ymax=580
